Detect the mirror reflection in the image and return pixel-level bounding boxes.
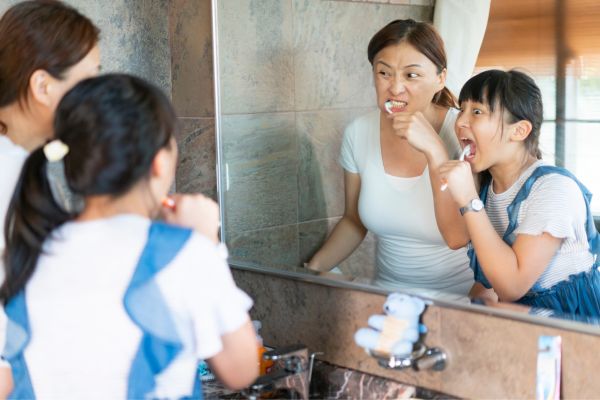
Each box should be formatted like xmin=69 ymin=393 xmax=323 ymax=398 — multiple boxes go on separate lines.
xmin=217 ymin=0 xmax=600 ymax=322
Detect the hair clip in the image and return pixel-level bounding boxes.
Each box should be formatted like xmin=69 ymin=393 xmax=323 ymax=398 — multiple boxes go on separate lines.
xmin=43 ymin=139 xmax=69 ymax=162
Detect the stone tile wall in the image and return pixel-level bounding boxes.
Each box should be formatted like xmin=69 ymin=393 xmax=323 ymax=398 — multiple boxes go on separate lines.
xmin=217 ymin=0 xmax=432 ymax=277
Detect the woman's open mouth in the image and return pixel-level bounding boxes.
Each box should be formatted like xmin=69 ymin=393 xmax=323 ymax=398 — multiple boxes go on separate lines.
xmin=384 ymin=99 xmax=408 ymax=113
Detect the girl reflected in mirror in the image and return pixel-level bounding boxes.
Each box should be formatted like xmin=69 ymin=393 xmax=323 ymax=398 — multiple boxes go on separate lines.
xmin=0 ymin=0 xmax=101 ymax=395
xmin=439 ymin=69 xmax=600 ymax=317
xmin=306 ymin=19 xmax=475 ymax=297
xmin=1 ymin=74 xmax=259 ymax=398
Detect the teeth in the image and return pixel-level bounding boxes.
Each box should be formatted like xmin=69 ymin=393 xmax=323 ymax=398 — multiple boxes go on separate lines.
xmin=385 ymin=100 xmax=407 ymax=114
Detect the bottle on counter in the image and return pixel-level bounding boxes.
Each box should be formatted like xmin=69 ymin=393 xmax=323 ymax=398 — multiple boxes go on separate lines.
xmin=252 ymin=320 xmax=273 ymax=375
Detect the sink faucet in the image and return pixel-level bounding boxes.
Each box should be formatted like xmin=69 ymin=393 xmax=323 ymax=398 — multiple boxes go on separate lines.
xmin=243 ymin=344 xmax=318 ymax=400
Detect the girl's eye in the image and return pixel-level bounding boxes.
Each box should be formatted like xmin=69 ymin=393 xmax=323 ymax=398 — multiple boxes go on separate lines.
xmin=473 ymin=109 xmax=483 ymax=115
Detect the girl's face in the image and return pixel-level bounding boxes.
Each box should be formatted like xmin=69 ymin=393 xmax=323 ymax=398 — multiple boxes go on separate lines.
xmin=372 ymin=41 xmax=445 ymax=114
xmin=455 ymin=99 xmax=514 ymax=172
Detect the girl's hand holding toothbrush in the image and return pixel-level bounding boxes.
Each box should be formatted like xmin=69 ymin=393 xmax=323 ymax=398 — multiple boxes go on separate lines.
xmin=438 ymin=159 xmax=479 ymax=208
xmin=162 ymin=193 xmax=221 ymax=244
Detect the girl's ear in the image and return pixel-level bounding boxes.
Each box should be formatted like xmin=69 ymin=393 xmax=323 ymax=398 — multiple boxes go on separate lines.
xmin=150 ymin=148 xmax=168 ymax=178
xmin=510 ymin=120 xmax=533 ymax=143
xmin=150 ymin=140 xmax=178 ymax=179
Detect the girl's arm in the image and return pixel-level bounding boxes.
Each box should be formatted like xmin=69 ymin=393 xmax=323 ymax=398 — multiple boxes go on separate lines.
xmin=0 ymin=365 xmax=12 ymax=399
xmin=440 ymin=160 xmax=564 ymax=301
xmin=306 ymin=171 xmax=367 ymax=271
xmin=424 ymin=142 xmax=471 ymax=249
xmin=462 ymin=210 xmax=562 ymax=301
xmin=206 ymin=319 xmax=259 ymax=390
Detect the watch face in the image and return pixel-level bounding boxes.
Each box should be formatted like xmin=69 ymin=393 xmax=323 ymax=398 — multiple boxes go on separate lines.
xmin=472 ymin=198 xmax=484 ymax=211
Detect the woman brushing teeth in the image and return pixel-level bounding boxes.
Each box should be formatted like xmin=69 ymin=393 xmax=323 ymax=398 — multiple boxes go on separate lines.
xmin=307 ymin=19 xmax=475 ymax=296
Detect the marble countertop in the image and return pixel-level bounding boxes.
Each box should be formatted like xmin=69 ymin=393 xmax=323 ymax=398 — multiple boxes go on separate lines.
xmin=200 ymin=360 xmax=457 ymax=399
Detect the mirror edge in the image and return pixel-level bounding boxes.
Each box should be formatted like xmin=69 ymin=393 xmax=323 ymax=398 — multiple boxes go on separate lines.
xmin=211 ymin=0 xmax=227 ymax=244
xmin=230 ymin=260 xmax=600 ymax=337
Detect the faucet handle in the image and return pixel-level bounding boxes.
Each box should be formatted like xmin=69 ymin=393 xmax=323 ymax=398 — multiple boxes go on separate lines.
xmin=263 ymin=344 xmax=307 ymax=361
xmin=263 ymin=344 xmax=308 ymax=374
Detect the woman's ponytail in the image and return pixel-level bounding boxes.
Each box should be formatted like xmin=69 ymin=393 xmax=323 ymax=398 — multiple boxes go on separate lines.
xmin=1 ymin=148 xmax=71 ymax=303
xmin=434 ymin=86 xmax=458 ymax=109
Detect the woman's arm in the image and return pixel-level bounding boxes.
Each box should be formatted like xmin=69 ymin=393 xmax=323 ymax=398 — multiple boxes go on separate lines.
xmin=468 ymin=282 xmax=498 ymax=303
xmin=391 ymin=112 xmax=470 ymax=248
xmin=306 ymin=171 xmax=367 ymax=272
xmin=206 ymin=319 xmax=259 ymax=390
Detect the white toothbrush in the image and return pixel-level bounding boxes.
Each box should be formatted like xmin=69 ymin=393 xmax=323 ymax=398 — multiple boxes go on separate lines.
xmin=440 ymin=144 xmax=471 ymax=191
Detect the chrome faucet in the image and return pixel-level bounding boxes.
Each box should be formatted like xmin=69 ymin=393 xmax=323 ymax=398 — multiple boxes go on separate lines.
xmin=369 ymin=341 xmax=448 ymax=372
xmin=243 ymin=344 xmax=319 ymax=400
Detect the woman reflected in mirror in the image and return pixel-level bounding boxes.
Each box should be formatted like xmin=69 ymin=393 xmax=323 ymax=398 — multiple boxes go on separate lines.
xmin=0 ymin=1 xmax=101 ymax=395
xmin=439 ymin=69 xmax=600 ymax=318
xmin=306 ymin=19 xmax=474 ymax=297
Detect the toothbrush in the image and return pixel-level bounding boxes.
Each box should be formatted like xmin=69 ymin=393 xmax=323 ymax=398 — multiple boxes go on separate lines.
xmin=384 ymin=100 xmax=404 ymax=114
xmin=162 ymin=196 xmax=176 ymax=211
xmin=440 ymin=144 xmax=471 ymax=191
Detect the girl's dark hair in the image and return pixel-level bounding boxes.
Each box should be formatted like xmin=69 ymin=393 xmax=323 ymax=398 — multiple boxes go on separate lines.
xmin=459 ymin=69 xmax=544 ymax=159
xmin=367 ymin=19 xmax=457 ymax=109
xmin=2 ymin=74 xmax=178 ymax=303
xmin=0 ymin=0 xmax=99 ymax=131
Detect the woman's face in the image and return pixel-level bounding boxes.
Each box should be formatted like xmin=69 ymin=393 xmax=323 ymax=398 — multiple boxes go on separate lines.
xmin=48 ymin=44 xmax=101 ymax=111
xmin=372 ymin=41 xmax=445 ymax=115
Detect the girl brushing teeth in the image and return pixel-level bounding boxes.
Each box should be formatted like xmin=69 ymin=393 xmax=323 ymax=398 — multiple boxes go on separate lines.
xmin=438 ymin=69 xmax=600 ymax=316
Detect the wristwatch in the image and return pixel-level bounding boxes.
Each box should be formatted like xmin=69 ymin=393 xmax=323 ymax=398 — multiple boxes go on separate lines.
xmin=460 ymin=198 xmax=484 ymax=215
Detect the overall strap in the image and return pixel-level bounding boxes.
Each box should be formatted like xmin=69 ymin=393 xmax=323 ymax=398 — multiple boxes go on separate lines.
xmin=124 ymin=222 xmax=196 ymax=399
xmin=3 ymin=291 xmax=35 ymax=399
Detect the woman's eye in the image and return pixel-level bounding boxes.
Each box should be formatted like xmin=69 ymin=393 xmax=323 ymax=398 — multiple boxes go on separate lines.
xmin=378 ymin=70 xmax=391 ymax=78
xmin=407 ymin=73 xmax=419 ymax=78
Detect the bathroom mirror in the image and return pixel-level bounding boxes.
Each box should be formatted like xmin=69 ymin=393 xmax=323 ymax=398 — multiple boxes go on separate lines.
xmin=214 ymin=0 xmax=600 ymax=330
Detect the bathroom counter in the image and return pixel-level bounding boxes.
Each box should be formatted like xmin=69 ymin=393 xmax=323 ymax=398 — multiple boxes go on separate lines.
xmin=201 ymin=360 xmax=455 ymax=399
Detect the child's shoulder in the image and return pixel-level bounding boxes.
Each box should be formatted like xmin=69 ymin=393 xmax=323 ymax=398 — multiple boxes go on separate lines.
xmin=528 ymin=169 xmax=586 ymax=207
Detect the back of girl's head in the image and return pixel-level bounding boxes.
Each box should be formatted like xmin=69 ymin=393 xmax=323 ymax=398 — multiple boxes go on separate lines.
xmin=56 ymin=74 xmax=177 ymax=196
xmin=2 ymin=74 xmax=178 ymax=303
xmin=367 ymin=19 xmax=456 ymax=108
xmin=0 ymin=0 xmax=99 ymax=110
xmin=459 ymin=69 xmax=544 ymax=159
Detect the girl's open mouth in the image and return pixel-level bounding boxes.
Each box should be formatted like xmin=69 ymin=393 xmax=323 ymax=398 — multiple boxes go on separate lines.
xmin=460 ymin=138 xmax=476 ymax=161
